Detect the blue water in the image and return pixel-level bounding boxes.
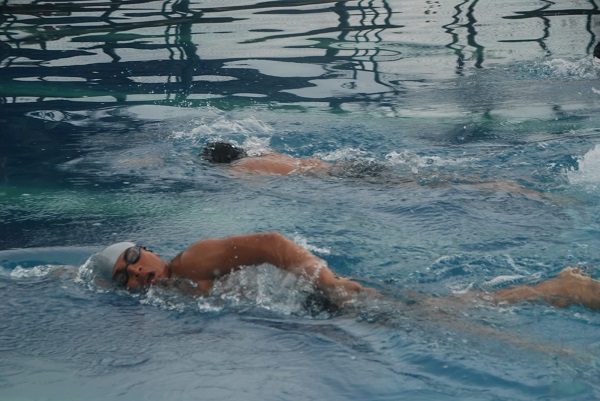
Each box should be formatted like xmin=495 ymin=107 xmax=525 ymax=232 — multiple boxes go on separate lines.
xmin=2 ymin=1 xmax=600 ymax=400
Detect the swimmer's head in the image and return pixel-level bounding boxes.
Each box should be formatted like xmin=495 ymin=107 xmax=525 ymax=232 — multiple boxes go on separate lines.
xmin=594 ymin=42 xmax=600 ymax=60
xmin=93 ymin=242 xmax=171 ymax=288
xmin=201 ymin=141 xmax=247 ymax=163
xmin=94 ymin=241 xmax=136 ymax=280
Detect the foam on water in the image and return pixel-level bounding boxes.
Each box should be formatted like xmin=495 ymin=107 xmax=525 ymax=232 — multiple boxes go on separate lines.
xmin=568 ymin=143 xmax=600 ymax=192
xmin=539 ymin=57 xmax=600 ymax=80
xmin=10 ymin=264 xmax=62 ymax=279
xmin=169 ymin=109 xmax=275 ymax=146
xmin=315 ymin=147 xmax=369 ymax=162
xmin=292 ymin=233 xmax=331 ymax=256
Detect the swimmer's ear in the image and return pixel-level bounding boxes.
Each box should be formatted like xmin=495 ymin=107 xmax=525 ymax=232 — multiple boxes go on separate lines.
xmin=200 ymin=141 xmax=247 ymax=163
xmin=594 ymin=42 xmax=600 ymax=60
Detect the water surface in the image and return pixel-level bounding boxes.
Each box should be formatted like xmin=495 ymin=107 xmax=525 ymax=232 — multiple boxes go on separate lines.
xmin=2 ymin=1 xmax=600 ymax=400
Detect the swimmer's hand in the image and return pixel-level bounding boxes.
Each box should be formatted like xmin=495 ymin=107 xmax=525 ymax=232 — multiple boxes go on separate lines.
xmin=315 ymin=269 xmax=377 ymax=306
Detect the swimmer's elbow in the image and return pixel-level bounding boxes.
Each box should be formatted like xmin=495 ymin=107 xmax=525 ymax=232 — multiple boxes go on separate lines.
xmin=265 ymin=231 xmax=287 ymax=242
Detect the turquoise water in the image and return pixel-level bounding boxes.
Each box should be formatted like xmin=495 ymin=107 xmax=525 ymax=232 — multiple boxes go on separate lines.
xmin=2 ymin=1 xmax=600 ymax=400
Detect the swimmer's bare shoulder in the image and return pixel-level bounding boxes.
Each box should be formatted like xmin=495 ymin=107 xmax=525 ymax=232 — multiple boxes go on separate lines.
xmin=230 ymin=153 xmax=329 ymax=175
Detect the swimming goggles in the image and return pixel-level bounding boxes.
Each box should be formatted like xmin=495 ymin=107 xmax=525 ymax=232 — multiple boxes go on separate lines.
xmin=112 ymin=245 xmax=145 ymax=287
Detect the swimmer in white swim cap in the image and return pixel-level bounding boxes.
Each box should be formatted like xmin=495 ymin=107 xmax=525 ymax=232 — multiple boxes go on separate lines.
xmin=95 ymin=242 xmax=136 ymax=279
xmin=94 ymin=232 xmax=600 ymax=311
xmin=94 ymin=241 xmax=171 ymax=288
xmin=95 ymin=232 xmax=363 ymax=299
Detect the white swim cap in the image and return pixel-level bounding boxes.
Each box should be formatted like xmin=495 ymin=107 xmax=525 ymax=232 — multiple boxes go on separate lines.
xmin=94 ymin=241 xmax=136 ymax=280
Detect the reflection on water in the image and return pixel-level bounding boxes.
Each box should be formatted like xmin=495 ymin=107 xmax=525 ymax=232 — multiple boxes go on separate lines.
xmin=1 ymin=0 xmax=598 ymax=109
xmin=0 ymin=0 xmax=403 ymax=107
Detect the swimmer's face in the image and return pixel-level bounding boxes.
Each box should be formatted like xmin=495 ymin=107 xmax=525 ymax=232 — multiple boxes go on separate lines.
xmin=111 ymin=246 xmax=169 ymax=289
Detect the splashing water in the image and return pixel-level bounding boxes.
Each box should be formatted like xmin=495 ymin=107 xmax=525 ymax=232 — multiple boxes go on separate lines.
xmin=539 ymin=57 xmax=599 ymax=80
xmin=568 ymin=143 xmax=600 ymax=192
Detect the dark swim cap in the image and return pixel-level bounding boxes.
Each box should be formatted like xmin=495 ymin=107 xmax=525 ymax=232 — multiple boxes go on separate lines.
xmin=201 ymin=141 xmax=247 ymax=163
xmin=594 ymin=42 xmax=600 ymax=59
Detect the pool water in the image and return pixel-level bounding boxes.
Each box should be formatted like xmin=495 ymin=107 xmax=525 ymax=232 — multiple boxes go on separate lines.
xmin=2 ymin=1 xmax=600 ymax=400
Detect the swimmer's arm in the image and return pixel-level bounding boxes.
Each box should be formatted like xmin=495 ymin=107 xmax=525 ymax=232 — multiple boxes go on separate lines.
xmin=171 ymin=232 xmax=366 ymax=304
xmin=230 ymin=154 xmax=330 ymax=175
xmin=491 ymin=267 xmax=600 ymax=310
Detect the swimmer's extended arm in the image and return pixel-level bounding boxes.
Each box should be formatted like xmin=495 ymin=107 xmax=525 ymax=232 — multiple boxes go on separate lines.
xmin=230 ymin=154 xmax=330 ymax=175
xmin=492 ymin=267 xmax=600 ymax=310
xmin=170 ymin=232 xmax=365 ymax=304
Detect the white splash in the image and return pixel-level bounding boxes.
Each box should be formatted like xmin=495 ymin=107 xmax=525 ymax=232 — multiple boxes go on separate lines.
xmin=210 ymin=265 xmax=314 ymax=316
xmin=138 ymin=286 xmax=189 ymax=312
xmin=482 ymin=274 xmax=526 ymax=290
xmin=385 ymin=150 xmax=479 ymax=170
xmin=567 ymin=144 xmax=600 ymax=191
xmin=241 ymin=136 xmax=272 ymax=156
xmin=292 ymin=234 xmax=331 ymax=255
xmin=170 ymin=112 xmax=275 ymax=146
xmin=77 ymin=256 xmax=96 ymax=282
xmin=314 ymin=147 xmax=367 ymax=162
xmin=541 ymin=58 xmax=599 ymax=80
xmin=10 ymin=264 xmax=60 ymax=278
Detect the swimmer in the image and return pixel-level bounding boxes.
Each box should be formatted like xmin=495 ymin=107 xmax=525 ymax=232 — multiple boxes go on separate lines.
xmin=201 ymin=141 xmax=331 ymax=176
xmin=94 ymin=232 xmax=600 ymax=311
xmin=201 ymin=141 xmax=549 ymax=199
xmin=201 ymin=141 xmax=406 ymax=178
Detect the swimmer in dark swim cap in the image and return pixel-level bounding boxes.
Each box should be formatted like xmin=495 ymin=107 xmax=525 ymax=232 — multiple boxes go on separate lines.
xmin=94 ymin=231 xmax=600 ymax=311
xmin=201 ymin=141 xmax=247 ymax=163
xmin=201 ymin=141 xmax=331 ymax=176
xmin=200 ymin=141 xmax=549 ymax=199
xmin=594 ymin=42 xmax=600 ymax=60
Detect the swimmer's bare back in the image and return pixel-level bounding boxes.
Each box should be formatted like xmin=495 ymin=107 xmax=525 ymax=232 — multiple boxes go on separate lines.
xmin=231 ymin=153 xmax=330 ymax=175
